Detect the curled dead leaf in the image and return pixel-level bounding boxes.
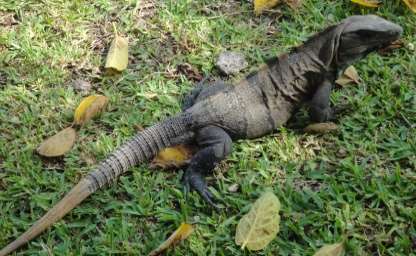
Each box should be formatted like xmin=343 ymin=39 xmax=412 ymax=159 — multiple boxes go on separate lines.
xmin=304 ymin=122 xmax=338 ymax=134
xmin=105 ymin=34 xmax=128 ymax=73
xmin=148 ymin=223 xmax=194 ymax=256
xmin=74 ymin=95 xmax=108 ymax=126
xmin=378 ymin=39 xmax=405 ymax=55
xmin=313 ymin=242 xmax=345 ymax=256
xmin=351 ymin=0 xmax=381 ymax=7
xmin=335 ymin=66 xmax=360 ymax=86
xmin=402 ymin=0 xmax=416 ymax=13
xmin=285 ymin=0 xmax=302 ymax=9
xmin=150 ymin=145 xmax=195 ymax=169
xmin=254 ymin=0 xmax=280 ymax=15
xmin=235 ymin=191 xmax=281 ymax=250
xmin=37 ymin=127 xmax=77 ymax=157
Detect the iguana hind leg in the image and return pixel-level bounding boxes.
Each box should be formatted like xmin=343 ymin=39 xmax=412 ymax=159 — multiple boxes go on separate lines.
xmin=182 ymin=125 xmax=232 ymax=208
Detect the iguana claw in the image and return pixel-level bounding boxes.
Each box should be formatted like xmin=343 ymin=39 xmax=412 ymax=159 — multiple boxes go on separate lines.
xmin=182 ymin=170 xmax=220 ymax=210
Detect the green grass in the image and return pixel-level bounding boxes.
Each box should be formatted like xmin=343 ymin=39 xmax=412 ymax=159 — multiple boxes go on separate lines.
xmin=1 ymin=0 xmax=415 ymax=255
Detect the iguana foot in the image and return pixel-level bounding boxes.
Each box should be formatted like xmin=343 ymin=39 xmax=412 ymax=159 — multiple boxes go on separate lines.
xmin=182 ymin=170 xmax=219 ymax=210
xmin=181 ymin=125 xmax=232 ymax=210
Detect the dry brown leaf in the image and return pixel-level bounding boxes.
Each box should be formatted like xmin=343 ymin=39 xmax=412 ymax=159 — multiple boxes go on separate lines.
xmin=150 ymin=145 xmax=194 ymax=169
xmin=148 ymin=223 xmax=194 ymax=256
xmin=235 ymin=191 xmax=281 ymax=250
xmin=313 ymin=242 xmax=345 ymax=256
xmin=343 ymin=66 xmax=360 ymax=84
xmin=254 ymin=0 xmax=280 ymax=15
xmin=285 ymin=0 xmax=302 ymax=9
xmin=105 ymin=34 xmax=128 ymax=73
xmin=351 ymin=0 xmax=381 ymax=7
xmin=335 ymin=77 xmax=353 ymax=87
xmin=304 ymin=122 xmax=338 ymax=134
xmin=378 ymin=39 xmax=405 ymax=55
xmin=74 ymin=95 xmax=108 ymax=126
xmin=335 ymin=66 xmax=360 ymax=86
xmin=402 ymin=0 xmax=416 ymax=12
xmin=37 ymin=127 xmax=77 ymax=157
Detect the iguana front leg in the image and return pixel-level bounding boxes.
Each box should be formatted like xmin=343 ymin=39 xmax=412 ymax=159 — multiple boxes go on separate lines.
xmin=309 ymin=79 xmax=334 ymax=122
xmin=182 ymin=125 xmax=232 ymax=208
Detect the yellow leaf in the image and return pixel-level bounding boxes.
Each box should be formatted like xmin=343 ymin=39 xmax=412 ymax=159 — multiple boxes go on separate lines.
xmin=105 ymin=35 xmax=128 ymax=73
xmin=335 ymin=66 xmax=360 ymax=86
xmin=150 ymin=145 xmax=194 ymax=169
xmin=402 ymin=0 xmax=416 ymax=13
xmin=313 ymin=242 xmax=345 ymax=256
xmin=254 ymin=0 xmax=280 ymax=15
xmin=343 ymin=66 xmax=360 ymax=84
xmin=37 ymin=127 xmax=77 ymax=157
xmin=235 ymin=191 xmax=281 ymax=250
xmin=74 ymin=95 xmax=108 ymax=126
xmin=148 ymin=223 xmax=194 ymax=256
xmin=304 ymin=122 xmax=338 ymax=134
xmin=351 ymin=0 xmax=381 ymax=8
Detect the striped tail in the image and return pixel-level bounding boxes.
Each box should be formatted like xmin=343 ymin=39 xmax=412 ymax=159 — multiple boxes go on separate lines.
xmin=0 ymin=114 xmax=192 ymax=256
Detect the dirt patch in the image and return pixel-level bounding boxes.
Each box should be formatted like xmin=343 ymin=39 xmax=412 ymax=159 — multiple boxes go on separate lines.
xmin=133 ymin=0 xmax=157 ymax=29
xmin=0 ymin=11 xmax=19 ymax=27
xmin=165 ymin=63 xmax=203 ymax=82
xmin=293 ymin=179 xmax=324 ymax=192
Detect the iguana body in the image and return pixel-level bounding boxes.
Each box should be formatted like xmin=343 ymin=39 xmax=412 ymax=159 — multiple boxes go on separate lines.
xmin=0 ymin=15 xmax=402 ymax=255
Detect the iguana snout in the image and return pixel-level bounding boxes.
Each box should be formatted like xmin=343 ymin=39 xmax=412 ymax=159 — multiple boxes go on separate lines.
xmin=337 ymin=15 xmax=403 ymax=66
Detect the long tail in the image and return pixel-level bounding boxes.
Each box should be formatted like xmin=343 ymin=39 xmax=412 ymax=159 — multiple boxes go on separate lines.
xmin=0 ymin=113 xmax=192 ymax=256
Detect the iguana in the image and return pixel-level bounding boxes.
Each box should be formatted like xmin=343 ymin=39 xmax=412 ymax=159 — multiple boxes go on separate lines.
xmin=0 ymin=15 xmax=402 ymax=255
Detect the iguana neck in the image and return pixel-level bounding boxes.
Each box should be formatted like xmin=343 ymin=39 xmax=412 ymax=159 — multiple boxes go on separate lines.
xmin=267 ymin=28 xmax=341 ymax=99
xmin=263 ymin=49 xmax=329 ymax=104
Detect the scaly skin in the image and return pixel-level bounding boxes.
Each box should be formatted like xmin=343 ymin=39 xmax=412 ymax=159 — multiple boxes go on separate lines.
xmin=0 ymin=15 xmax=402 ymax=255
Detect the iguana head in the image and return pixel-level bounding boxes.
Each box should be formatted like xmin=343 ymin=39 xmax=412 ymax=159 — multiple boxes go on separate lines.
xmin=336 ymin=15 xmax=403 ymax=68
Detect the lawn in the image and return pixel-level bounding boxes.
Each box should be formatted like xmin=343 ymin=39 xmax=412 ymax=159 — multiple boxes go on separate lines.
xmin=0 ymin=0 xmax=415 ymax=255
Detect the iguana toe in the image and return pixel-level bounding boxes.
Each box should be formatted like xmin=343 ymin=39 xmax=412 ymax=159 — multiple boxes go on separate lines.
xmin=182 ymin=170 xmax=220 ymax=210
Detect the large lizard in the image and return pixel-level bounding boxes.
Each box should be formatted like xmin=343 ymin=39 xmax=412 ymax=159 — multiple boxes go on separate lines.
xmin=0 ymin=15 xmax=402 ymax=255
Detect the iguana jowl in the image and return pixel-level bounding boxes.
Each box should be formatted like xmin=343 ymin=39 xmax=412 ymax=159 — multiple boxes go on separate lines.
xmin=0 ymin=15 xmax=402 ymax=255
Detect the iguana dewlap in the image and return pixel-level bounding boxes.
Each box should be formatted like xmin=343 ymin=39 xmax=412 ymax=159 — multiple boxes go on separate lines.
xmin=0 ymin=15 xmax=402 ymax=255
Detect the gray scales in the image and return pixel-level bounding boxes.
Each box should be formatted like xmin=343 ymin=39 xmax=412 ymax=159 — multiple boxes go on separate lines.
xmin=0 ymin=15 xmax=403 ymax=255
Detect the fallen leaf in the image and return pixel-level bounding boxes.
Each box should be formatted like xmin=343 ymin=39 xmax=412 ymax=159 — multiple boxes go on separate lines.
xmin=284 ymin=0 xmax=302 ymax=9
xmin=378 ymin=39 xmax=405 ymax=55
xmin=335 ymin=77 xmax=353 ymax=87
xmin=150 ymin=145 xmax=194 ymax=169
xmin=313 ymin=242 xmax=344 ymax=256
xmin=254 ymin=0 xmax=280 ymax=15
xmin=402 ymin=0 xmax=416 ymax=13
xmin=177 ymin=63 xmax=203 ymax=82
xmin=143 ymin=92 xmax=158 ymax=99
xmin=351 ymin=0 xmax=381 ymax=7
xmin=148 ymin=223 xmax=194 ymax=256
xmin=74 ymin=95 xmax=108 ymax=126
xmin=228 ymin=183 xmax=239 ymax=193
xmin=304 ymin=122 xmax=338 ymax=134
xmin=335 ymin=66 xmax=360 ymax=86
xmin=343 ymin=66 xmax=360 ymax=84
xmin=105 ymin=34 xmax=128 ymax=73
xmin=37 ymin=127 xmax=77 ymax=157
xmin=235 ymin=191 xmax=281 ymax=250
